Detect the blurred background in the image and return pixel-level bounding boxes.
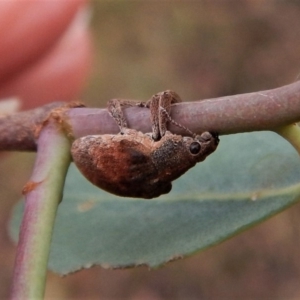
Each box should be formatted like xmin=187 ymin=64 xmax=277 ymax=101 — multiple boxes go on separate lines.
xmin=2 ymin=1 xmax=300 ymax=299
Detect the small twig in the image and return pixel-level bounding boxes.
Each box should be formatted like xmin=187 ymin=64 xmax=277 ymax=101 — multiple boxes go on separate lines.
xmin=1 ymin=81 xmax=300 ymax=152
xmin=10 ymin=119 xmax=71 ymax=299
xmin=67 ymin=81 xmax=300 ymax=139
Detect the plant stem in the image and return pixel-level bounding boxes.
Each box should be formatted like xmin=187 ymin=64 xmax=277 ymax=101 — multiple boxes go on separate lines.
xmin=274 ymin=124 xmax=300 ymax=155
xmin=2 ymin=81 xmax=300 ymax=151
xmin=0 ymin=102 xmax=65 ymax=151
xmin=10 ymin=120 xmax=71 ymax=300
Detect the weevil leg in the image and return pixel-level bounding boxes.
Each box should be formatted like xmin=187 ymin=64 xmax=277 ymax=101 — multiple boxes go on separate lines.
xmin=107 ymin=99 xmax=146 ymax=133
xmin=146 ymin=90 xmax=182 ymax=140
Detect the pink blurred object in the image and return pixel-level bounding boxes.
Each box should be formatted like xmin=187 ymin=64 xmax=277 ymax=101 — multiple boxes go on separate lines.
xmin=0 ymin=0 xmax=93 ymax=109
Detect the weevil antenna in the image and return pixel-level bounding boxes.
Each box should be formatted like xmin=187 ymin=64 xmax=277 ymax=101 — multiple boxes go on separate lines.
xmin=159 ymin=106 xmax=196 ymax=137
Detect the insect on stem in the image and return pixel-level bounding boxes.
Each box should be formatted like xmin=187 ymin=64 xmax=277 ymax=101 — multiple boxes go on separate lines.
xmin=71 ymin=90 xmax=219 ymax=198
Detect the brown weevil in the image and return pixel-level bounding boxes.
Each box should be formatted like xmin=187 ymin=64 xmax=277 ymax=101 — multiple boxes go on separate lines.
xmin=71 ymin=91 xmax=219 ymax=199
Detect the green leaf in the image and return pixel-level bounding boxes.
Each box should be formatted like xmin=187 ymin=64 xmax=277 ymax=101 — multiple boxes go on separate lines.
xmin=9 ymin=131 xmax=300 ymax=274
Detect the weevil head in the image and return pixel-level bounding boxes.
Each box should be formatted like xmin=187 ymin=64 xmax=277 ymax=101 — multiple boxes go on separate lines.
xmin=183 ymin=131 xmax=219 ymax=162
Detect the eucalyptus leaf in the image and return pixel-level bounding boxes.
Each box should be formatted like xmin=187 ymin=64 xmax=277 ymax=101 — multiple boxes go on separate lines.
xmin=9 ymin=131 xmax=300 ymax=274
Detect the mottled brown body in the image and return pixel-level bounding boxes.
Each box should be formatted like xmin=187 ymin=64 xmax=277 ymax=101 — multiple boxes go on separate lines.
xmin=71 ymin=129 xmax=219 ymax=199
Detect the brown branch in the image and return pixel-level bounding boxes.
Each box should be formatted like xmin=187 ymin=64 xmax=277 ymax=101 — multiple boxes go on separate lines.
xmin=1 ymin=81 xmax=300 ymax=152
xmin=0 ymin=102 xmax=66 ymax=151
xmin=66 ymin=80 xmax=300 ymax=137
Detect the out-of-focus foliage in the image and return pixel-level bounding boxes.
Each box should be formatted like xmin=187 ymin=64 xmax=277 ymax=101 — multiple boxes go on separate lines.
xmin=86 ymin=1 xmax=300 ymax=107
xmin=10 ymin=131 xmax=300 ymax=274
